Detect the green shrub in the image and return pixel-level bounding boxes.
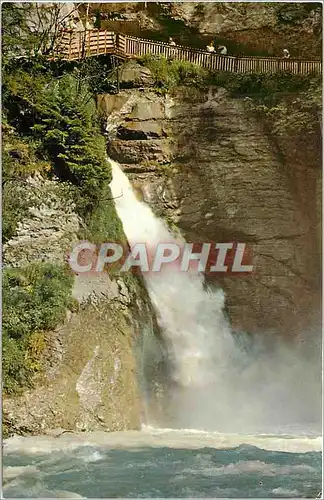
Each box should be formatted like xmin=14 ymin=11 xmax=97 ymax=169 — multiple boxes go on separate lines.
xmin=30 ymin=73 xmax=111 ymax=214
xmin=208 ymin=71 xmax=318 ymax=98
xmin=3 ymin=263 xmax=74 ymax=393
xmin=139 ymin=55 xmax=318 ymax=99
xmin=139 ymin=55 xmax=208 ymax=90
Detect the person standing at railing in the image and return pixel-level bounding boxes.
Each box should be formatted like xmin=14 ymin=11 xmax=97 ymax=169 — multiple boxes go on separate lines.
xmin=93 ymin=9 xmax=101 ymax=30
xmin=68 ymin=18 xmax=77 ymax=31
xmin=85 ymin=19 xmax=93 ymax=31
xmin=168 ymin=37 xmax=177 ymax=59
xmin=218 ymin=45 xmax=228 ymax=55
xmin=206 ymin=41 xmax=215 ymax=53
xmin=283 ymin=48 xmax=290 ymax=59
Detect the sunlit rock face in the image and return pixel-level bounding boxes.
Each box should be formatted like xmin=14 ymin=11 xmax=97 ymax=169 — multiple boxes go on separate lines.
xmin=153 ymin=2 xmax=322 ymax=58
xmin=3 ymin=273 xmax=161 ymax=435
xmin=89 ymin=2 xmax=322 ymax=58
xmin=100 ymin=68 xmax=321 ymax=340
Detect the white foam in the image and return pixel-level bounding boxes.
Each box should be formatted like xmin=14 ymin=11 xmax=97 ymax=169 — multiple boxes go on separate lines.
xmin=3 ymin=465 xmax=39 ymax=480
xmin=183 ymin=460 xmax=316 ymax=477
xmin=272 ymin=487 xmax=301 ymax=496
xmin=3 ymin=428 xmax=321 ymax=456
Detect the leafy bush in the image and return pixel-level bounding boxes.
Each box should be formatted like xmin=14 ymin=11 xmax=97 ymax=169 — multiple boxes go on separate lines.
xmin=139 ymin=55 xmax=318 ymax=100
xmin=208 ymin=71 xmax=318 ymax=98
xmin=3 ymin=263 xmax=74 ymax=393
xmin=33 ymin=73 xmax=111 ymax=213
xmin=139 ymin=55 xmax=208 ymax=90
xmin=244 ymin=76 xmax=322 ymax=136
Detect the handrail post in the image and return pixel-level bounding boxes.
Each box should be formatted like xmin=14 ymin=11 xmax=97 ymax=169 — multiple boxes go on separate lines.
xmin=87 ymin=30 xmax=90 ymax=57
xmin=68 ymin=31 xmax=72 ymax=61
xmin=78 ymin=31 xmax=81 ymax=59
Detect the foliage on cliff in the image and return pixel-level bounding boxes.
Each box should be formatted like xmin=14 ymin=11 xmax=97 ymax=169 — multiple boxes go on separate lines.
xmin=3 ymin=264 xmax=75 ymax=394
xmin=250 ymin=77 xmax=321 ymax=136
xmin=139 ymin=54 xmax=319 ymax=99
xmin=2 ymin=3 xmax=125 ymax=394
xmin=243 ymin=73 xmax=322 ymax=140
xmin=4 ymin=69 xmax=111 ymax=215
xmin=139 ymin=55 xmax=207 ymax=91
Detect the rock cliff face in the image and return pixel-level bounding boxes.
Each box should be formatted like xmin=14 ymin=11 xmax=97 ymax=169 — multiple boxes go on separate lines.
xmin=4 ymin=275 xmax=155 ymax=435
xmin=3 ymin=172 xmax=159 ymax=435
xmin=100 ymin=63 xmax=321 ymax=340
xmin=3 ymin=175 xmax=80 ymax=268
xmin=92 ymin=2 xmax=322 ymax=57
xmin=149 ymin=2 xmax=322 ymax=57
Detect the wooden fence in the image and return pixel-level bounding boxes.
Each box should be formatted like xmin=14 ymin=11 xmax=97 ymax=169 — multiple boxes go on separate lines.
xmin=55 ymin=30 xmax=322 ymax=75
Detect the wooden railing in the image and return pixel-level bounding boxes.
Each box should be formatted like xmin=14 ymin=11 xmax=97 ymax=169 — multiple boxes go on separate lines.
xmin=55 ymin=30 xmax=322 ymax=75
xmin=56 ymin=30 xmax=116 ymax=59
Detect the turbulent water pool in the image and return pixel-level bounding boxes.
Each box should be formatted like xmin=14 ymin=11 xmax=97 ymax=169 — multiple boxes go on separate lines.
xmin=3 ymin=428 xmax=321 ymax=498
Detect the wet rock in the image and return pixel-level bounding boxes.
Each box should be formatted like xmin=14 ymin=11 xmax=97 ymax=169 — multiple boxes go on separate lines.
xmin=116 ymin=278 xmax=131 ymax=305
xmin=3 ymin=284 xmax=156 ymax=435
xmin=166 ymin=88 xmax=321 ymax=337
xmin=119 ymin=61 xmax=154 ymax=88
xmin=128 ymin=101 xmax=165 ymax=121
xmin=73 ymin=274 xmax=120 ymax=304
xmin=109 ymin=138 xmax=172 ymax=164
xmin=117 ymin=120 xmax=165 ymax=140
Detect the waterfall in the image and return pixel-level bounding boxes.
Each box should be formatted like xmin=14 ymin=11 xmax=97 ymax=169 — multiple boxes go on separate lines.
xmin=109 ymin=159 xmax=321 ymax=434
xmin=109 ymin=159 xmax=237 ymax=429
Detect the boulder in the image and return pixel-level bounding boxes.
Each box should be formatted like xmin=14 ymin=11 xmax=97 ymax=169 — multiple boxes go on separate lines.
xmin=128 ymin=100 xmax=165 ymax=121
xmin=119 ymin=61 xmax=154 ymax=88
xmin=117 ymin=120 xmax=165 ymax=140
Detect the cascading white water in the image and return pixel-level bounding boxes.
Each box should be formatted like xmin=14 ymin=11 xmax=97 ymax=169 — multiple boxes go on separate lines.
xmin=109 ymin=159 xmax=237 ymax=428
xmin=109 ymin=159 xmax=321 ymax=434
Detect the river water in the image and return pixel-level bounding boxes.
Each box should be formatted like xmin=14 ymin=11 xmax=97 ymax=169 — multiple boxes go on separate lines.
xmin=3 ymin=428 xmax=322 ymax=498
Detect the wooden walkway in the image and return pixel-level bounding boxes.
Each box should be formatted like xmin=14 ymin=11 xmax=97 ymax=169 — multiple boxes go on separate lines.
xmin=56 ymin=30 xmax=322 ymax=75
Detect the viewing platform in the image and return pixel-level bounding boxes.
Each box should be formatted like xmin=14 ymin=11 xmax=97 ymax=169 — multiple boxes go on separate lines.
xmin=56 ymin=30 xmax=322 ymax=75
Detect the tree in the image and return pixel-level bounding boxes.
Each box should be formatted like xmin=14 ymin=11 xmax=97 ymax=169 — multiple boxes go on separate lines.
xmin=2 ymin=2 xmax=83 ymax=65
